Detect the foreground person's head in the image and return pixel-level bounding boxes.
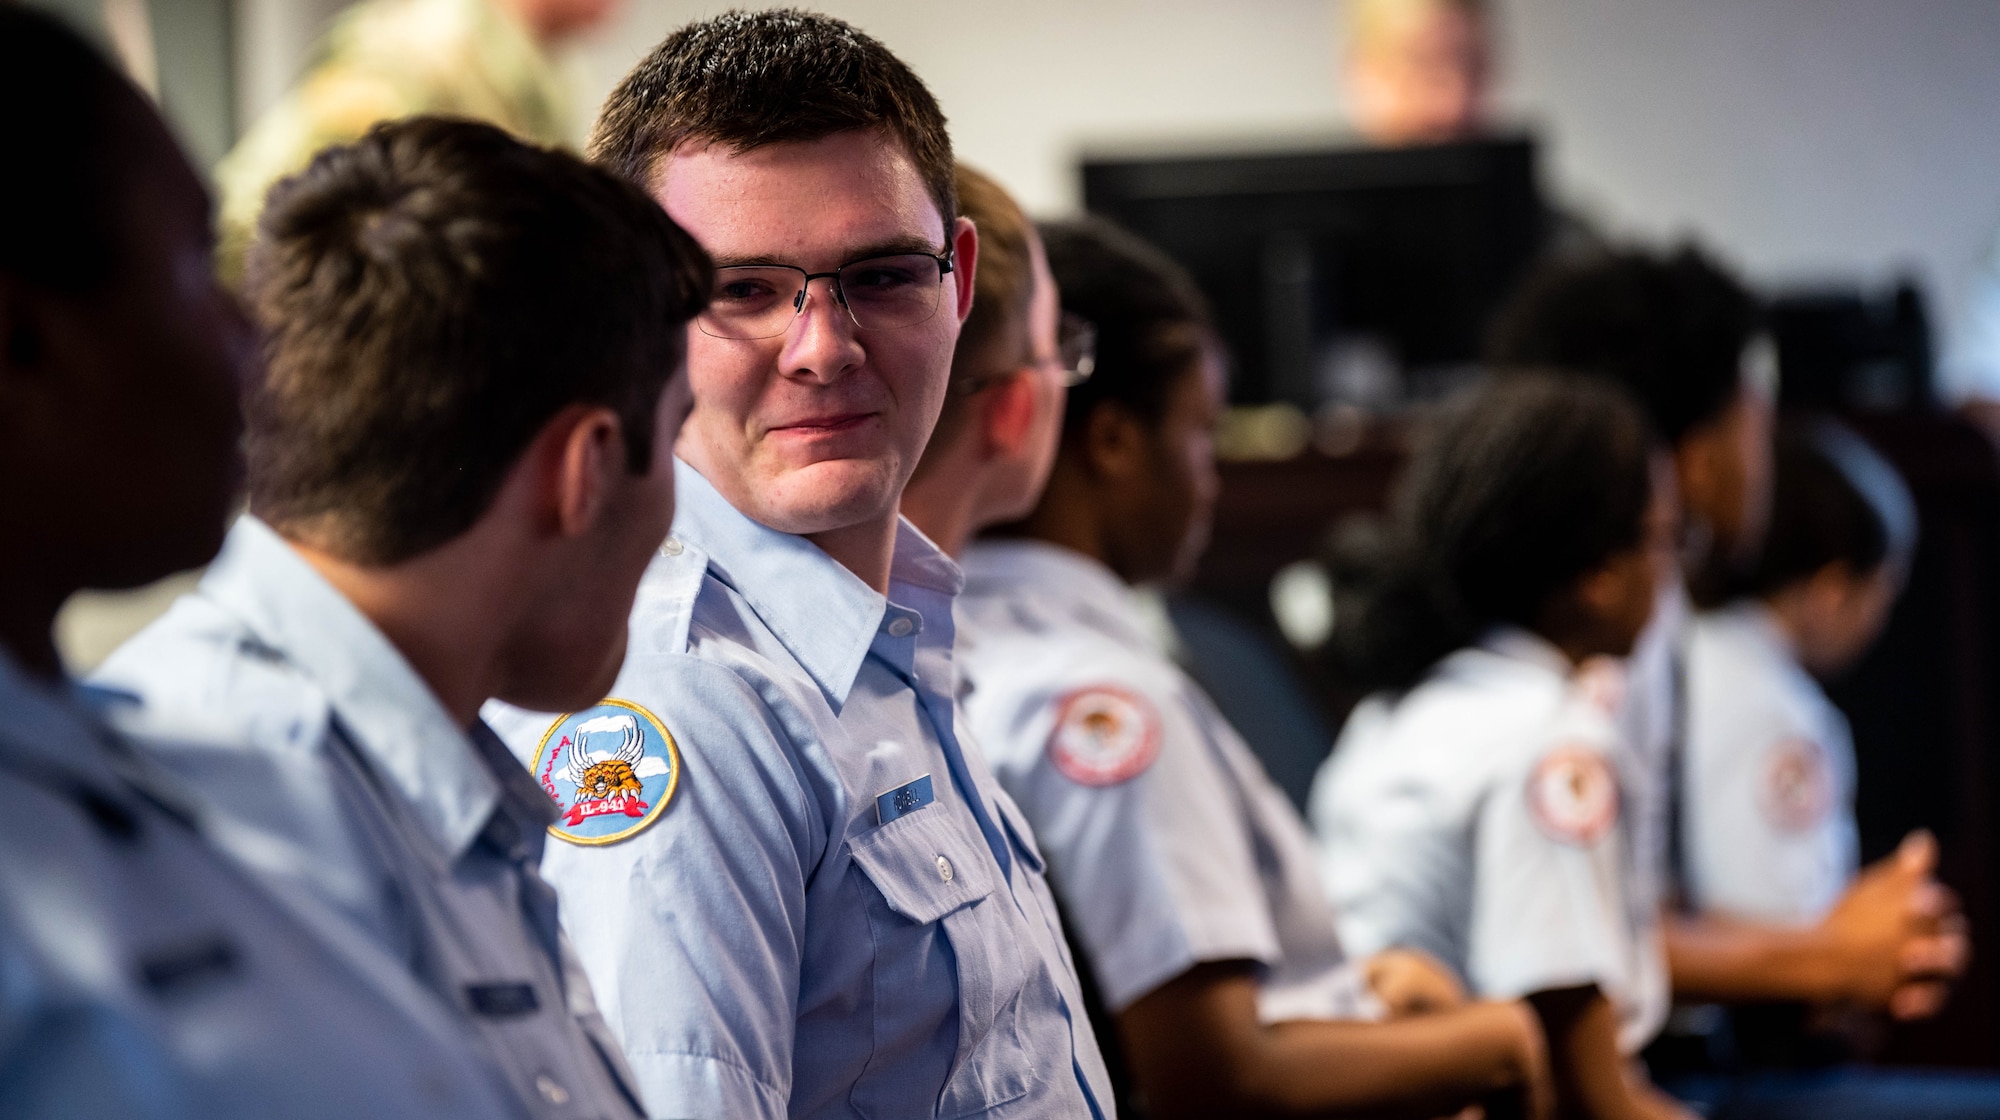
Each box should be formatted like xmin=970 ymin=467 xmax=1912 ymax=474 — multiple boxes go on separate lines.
xmin=245 ymin=116 xmax=709 ymax=710
xmin=589 ymin=9 xmax=976 ymax=553
xmin=903 ymin=164 xmax=1085 ymax=555
xmin=1012 ymin=217 xmax=1222 ymax=587
xmin=0 ymin=7 xmax=245 ymax=674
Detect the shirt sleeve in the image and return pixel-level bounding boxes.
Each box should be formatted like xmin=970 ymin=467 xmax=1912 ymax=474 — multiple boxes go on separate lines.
xmin=976 ymin=669 xmax=1281 ymax=1014
xmin=1466 ymin=739 xmax=1635 ymax=1004
xmin=523 ymin=655 xmax=816 ymax=1120
xmin=1686 ymin=653 xmax=1859 ymax=924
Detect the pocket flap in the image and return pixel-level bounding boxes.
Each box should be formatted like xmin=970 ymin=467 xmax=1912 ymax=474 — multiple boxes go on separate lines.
xmin=848 ymin=809 xmax=997 ymax=925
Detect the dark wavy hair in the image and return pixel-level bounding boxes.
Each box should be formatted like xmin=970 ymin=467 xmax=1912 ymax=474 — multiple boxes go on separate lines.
xmin=1487 ymin=244 xmax=1761 ymax=444
xmin=1332 ymin=373 xmax=1655 ymax=691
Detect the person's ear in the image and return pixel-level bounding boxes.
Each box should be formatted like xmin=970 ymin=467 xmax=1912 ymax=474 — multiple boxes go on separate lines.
xmin=950 ymin=215 xmax=978 ymax=327
xmin=1082 ymin=400 xmax=1150 ymax=482
xmin=1803 ymin=560 xmax=1861 ymax=618
xmin=546 ymin=403 xmax=627 ymax=539
xmin=980 ymin=368 xmax=1037 ymax=459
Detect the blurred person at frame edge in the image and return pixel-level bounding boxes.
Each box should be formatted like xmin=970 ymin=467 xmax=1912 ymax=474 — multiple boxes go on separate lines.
xmin=215 ymin=0 xmax=619 ymax=281
xmin=0 ymin=10 xmax=528 ymax=1117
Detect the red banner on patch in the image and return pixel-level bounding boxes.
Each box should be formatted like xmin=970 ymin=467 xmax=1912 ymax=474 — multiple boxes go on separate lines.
xmin=564 ymin=796 xmax=650 ymax=826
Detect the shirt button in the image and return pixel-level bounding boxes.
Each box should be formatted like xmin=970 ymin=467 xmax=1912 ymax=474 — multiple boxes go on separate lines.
xmin=935 ymin=855 xmax=954 ymax=882
xmin=659 ymin=536 xmax=684 ymax=557
xmin=887 ymin=616 xmax=915 ymax=638
xmin=535 ymin=1074 xmax=570 ymax=1105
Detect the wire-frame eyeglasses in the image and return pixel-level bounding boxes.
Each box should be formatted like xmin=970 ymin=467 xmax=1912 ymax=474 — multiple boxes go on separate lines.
xmin=696 ymin=249 xmax=955 ymax=340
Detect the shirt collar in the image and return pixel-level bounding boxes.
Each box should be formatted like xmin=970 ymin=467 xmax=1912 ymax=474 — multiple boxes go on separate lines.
xmin=961 ymin=539 xmax=1155 ymax=651
xmin=1475 ymin=625 xmax=1576 ymax=678
xmin=1718 ymin=598 xmax=1797 ymax=660
xmin=200 ymin=516 xmax=501 ymax=861
xmin=671 ymin=458 xmax=964 ymax=708
xmin=0 ymin=645 xmax=105 ymax=775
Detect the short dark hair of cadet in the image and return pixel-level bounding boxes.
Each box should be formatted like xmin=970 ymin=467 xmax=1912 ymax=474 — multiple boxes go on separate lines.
xmin=1486 ymin=245 xmax=1762 ymax=444
xmin=0 ymin=6 xmax=148 ymax=293
xmin=1041 ymin=216 xmax=1214 ymax=439
xmin=1333 ymin=373 xmax=1655 ymax=692
xmin=1749 ymin=420 xmax=1917 ymax=596
xmin=921 ymin=163 xmax=1039 ymax=454
xmin=244 ymin=116 xmax=711 ymax=565
xmin=588 ymin=8 xmax=957 ymax=224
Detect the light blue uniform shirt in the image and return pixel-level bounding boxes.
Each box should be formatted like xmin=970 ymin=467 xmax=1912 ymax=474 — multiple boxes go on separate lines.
xmin=0 ymin=647 xmax=524 ymax=1119
xmin=1684 ymin=602 xmax=1859 ymax=924
xmin=957 ymin=541 xmax=1376 ymax=1023
xmin=485 ymin=460 xmax=1113 ymax=1120
xmin=92 ymin=517 xmax=644 ymax=1120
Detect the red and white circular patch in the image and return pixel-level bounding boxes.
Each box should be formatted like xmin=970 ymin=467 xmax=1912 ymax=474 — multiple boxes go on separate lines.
xmin=1760 ymin=737 xmax=1834 ymax=832
xmin=1047 ymin=686 xmax=1161 ymax=787
xmin=1526 ymin=745 xmax=1620 ymax=846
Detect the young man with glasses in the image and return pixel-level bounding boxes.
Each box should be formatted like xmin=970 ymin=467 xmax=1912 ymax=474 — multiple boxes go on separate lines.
xmin=485 ymin=12 xmax=1114 ymax=1119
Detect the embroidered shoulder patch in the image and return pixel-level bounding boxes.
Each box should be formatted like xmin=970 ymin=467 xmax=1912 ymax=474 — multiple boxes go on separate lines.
xmin=531 ymin=699 xmax=680 ymax=846
xmin=1526 ymin=745 xmax=1620 ymax=847
xmin=1761 ymin=737 xmax=1833 ymax=832
xmin=1047 ymin=686 xmax=1162 ymax=787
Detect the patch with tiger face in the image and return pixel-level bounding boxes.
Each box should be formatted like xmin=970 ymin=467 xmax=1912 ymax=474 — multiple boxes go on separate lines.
xmin=531 ymin=699 xmax=680 ymax=845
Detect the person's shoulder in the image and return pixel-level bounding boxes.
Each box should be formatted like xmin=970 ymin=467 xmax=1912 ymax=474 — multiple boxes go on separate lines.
xmin=91 ymin=593 xmax=333 ymax=764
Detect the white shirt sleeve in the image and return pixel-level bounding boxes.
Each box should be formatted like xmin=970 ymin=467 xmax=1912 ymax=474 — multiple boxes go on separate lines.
xmin=980 ymin=670 xmax=1283 ymax=1014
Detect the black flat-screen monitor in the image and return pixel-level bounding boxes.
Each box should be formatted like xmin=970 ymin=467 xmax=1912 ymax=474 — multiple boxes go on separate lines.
xmin=1081 ymin=137 xmax=1545 ymax=408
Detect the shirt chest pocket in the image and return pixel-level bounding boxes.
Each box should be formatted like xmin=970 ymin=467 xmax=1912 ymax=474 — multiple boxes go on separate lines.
xmin=848 ymin=809 xmax=1036 ymax=1117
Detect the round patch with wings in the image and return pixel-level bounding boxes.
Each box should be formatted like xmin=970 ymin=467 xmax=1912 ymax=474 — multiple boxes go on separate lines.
xmin=1526 ymin=744 xmax=1620 ymax=847
xmin=1047 ymin=686 xmax=1162 ymax=787
xmin=531 ymin=699 xmax=680 ymax=846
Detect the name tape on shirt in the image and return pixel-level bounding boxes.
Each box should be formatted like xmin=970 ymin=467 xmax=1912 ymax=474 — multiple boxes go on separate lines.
xmin=1047 ymin=686 xmax=1161 ymax=787
xmin=532 ymin=699 xmax=680 ymax=846
xmin=876 ymin=774 xmax=936 ymax=825
xmin=1761 ymin=737 xmax=1834 ymax=833
xmin=1526 ymin=744 xmax=1620 ymax=847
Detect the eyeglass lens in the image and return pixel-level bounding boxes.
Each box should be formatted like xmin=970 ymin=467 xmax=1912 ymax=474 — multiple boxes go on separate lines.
xmin=697 ymin=253 xmax=949 ymax=340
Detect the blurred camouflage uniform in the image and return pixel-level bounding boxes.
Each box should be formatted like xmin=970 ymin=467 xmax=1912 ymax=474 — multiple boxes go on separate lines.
xmin=216 ymin=0 xmax=571 ymax=281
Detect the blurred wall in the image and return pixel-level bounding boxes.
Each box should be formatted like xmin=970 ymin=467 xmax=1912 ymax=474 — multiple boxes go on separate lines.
xmin=566 ymin=0 xmax=2000 ymax=342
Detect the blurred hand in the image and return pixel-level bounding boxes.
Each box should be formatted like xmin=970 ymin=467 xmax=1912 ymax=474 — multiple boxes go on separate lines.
xmin=1819 ymin=830 xmax=1970 ymax=1018
xmin=1368 ymin=947 xmax=1470 ymax=1018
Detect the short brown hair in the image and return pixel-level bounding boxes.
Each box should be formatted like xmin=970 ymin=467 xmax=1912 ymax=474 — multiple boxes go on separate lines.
xmin=919 ymin=164 xmax=1039 ymax=458
xmin=244 ymin=116 xmax=710 ymax=565
xmin=589 ymin=8 xmax=956 ymax=224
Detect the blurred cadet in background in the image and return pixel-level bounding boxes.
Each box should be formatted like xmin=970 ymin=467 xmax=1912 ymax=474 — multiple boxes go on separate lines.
xmin=1490 ymin=249 xmax=1986 ymax=1118
xmin=216 ymin=0 xmax=619 ymax=279
xmin=1672 ymin=424 xmax=2000 ymax=1116
xmin=900 ymin=163 xmax=1085 ymax=558
xmin=0 ymin=10 xmax=531 ymax=1117
xmin=1312 ymin=374 xmax=1687 ymax=1120
xmin=486 ymin=12 xmax=1115 ymax=1118
xmin=94 ymin=116 xmax=711 ymax=1120
xmin=956 ymin=217 xmax=1553 ymax=1120
xmin=1342 ymin=0 xmax=1491 ymax=147
xmin=1685 ymin=421 xmax=1917 ymax=930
